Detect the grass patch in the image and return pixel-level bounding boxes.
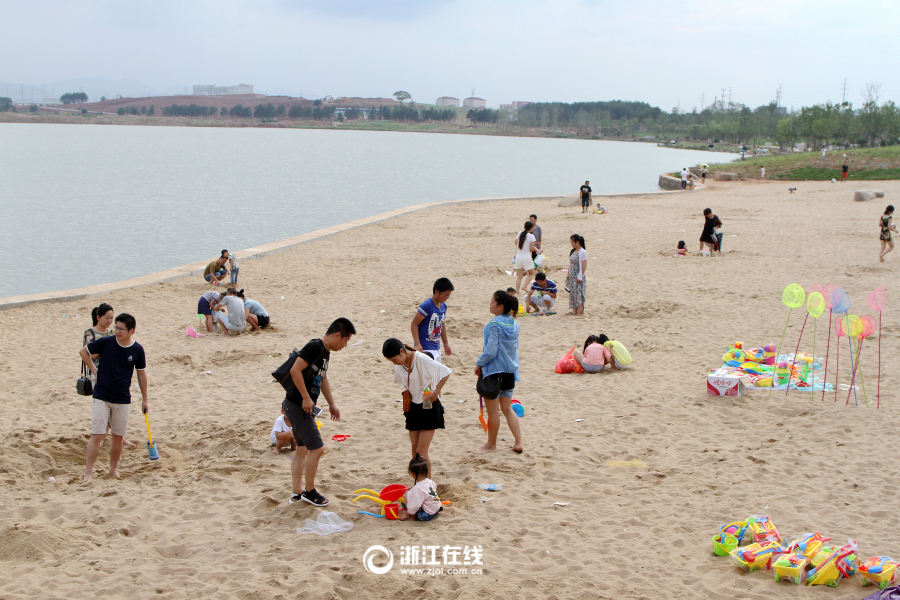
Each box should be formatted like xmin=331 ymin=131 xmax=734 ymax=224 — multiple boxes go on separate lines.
xmin=707 ymin=146 xmax=900 ymax=180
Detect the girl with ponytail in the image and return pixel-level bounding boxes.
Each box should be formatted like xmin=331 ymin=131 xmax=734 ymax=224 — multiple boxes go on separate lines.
xmin=513 ymin=221 xmax=539 ymax=295
xmin=399 ymin=453 xmax=443 ymax=521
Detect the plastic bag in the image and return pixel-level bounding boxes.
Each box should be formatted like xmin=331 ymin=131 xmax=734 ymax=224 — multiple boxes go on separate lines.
xmin=294 ymin=511 xmax=353 ymax=536
xmin=863 ymin=587 xmax=900 ymax=600
xmin=555 ymin=347 xmax=584 ymax=374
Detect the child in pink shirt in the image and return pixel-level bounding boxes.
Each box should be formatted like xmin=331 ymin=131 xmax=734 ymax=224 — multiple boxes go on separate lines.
xmin=399 ymin=454 xmax=442 ymax=521
xmin=574 ymin=334 xmax=618 ymax=373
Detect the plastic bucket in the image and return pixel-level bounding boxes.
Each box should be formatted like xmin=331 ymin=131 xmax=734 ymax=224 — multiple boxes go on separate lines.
xmin=384 ymin=503 xmax=400 ymax=520
xmin=533 ymin=254 xmax=547 ymax=268
xmin=713 ymin=533 xmax=738 ymax=556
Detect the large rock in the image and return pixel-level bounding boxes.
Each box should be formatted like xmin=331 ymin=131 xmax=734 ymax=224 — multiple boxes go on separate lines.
xmin=714 ymin=172 xmax=740 ymax=181
xmin=658 ymin=174 xmax=682 ymax=190
xmin=854 ymin=190 xmax=876 ymax=202
xmin=874 ymin=190 xmax=885 ymax=198
xmin=558 ymin=193 xmax=581 ymax=207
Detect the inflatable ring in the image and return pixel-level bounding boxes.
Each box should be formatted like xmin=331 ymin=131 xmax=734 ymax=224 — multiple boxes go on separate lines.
xmin=604 ymin=340 xmax=632 ymax=365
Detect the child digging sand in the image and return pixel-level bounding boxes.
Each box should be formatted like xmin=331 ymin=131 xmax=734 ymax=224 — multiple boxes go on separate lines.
xmin=399 ymin=454 xmax=443 ymax=522
xmin=271 ymin=409 xmax=296 ymax=454
xmin=574 ymin=335 xmax=618 ymax=373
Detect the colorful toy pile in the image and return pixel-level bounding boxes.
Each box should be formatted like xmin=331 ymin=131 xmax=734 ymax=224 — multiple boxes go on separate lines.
xmin=710 ymin=284 xmax=888 ymax=406
xmin=709 ymin=342 xmax=832 ymax=391
xmin=713 ymin=515 xmax=897 ymax=589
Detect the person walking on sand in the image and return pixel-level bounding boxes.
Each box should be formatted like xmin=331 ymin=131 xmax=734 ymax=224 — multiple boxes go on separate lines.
xmin=579 ymin=181 xmax=592 ymax=213
xmin=680 ymin=168 xmax=689 ymax=190
xmin=759 ymin=166 xmax=766 ymax=180
xmin=79 ymin=313 xmax=148 ymax=482
xmin=382 ymin=338 xmax=452 ymax=479
xmin=474 ymin=290 xmax=523 ymax=453
xmin=283 ymin=318 xmax=355 ymax=507
xmin=842 ymin=156 xmax=849 ymax=182
xmin=411 ymin=278 xmax=454 ymax=363
xmin=699 ymin=208 xmax=722 ymax=256
xmin=880 ymin=205 xmax=896 ymax=262
xmin=83 ymin=303 xmax=135 ymax=449
xmin=566 ymin=234 xmax=587 ymax=315
xmin=529 ymin=214 xmax=543 ymax=267
xmin=513 ymin=221 xmax=539 ymax=296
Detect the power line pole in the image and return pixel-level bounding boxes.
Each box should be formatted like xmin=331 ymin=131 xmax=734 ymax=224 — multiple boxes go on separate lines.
xmin=701 ymin=92 xmax=704 ymax=111
xmin=721 ymin=88 xmax=725 ymax=110
xmin=775 ymin=84 xmax=782 ymax=107
xmin=840 ymin=78 xmax=848 ymax=103
xmin=728 ymin=88 xmax=732 ymax=108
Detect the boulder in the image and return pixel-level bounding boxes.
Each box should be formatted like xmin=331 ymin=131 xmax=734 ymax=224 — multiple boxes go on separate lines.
xmin=874 ymin=190 xmax=885 ymax=198
xmin=658 ymin=174 xmax=682 ymax=190
xmin=558 ymin=193 xmax=581 ymax=207
xmin=854 ymin=190 xmax=876 ymax=202
xmin=714 ymin=173 xmax=740 ymax=181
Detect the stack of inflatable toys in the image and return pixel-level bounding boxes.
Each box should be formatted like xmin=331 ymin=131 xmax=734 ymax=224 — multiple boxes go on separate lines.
xmin=713 ymin=515 xmax=896 ymax=589
xmin=709 ymin=342 xmax=835 ymax=391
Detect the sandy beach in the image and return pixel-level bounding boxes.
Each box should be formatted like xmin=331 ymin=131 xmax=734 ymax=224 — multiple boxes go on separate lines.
xmin=1 ymin=178 xmax=898 ymax=600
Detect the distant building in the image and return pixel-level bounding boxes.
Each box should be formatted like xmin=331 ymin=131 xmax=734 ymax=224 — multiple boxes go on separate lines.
xmin=775 ymin=106 xmax=787 ymax=115
xmin=499 ymin=104 xmax=513 ymax=111
xmin=463 ymin=97 xmax=486 ymax=108
xmin=436 ymin=96 xmax=460 ymax=107
xmin=193 ymin=83 xmax=254 ymax=96
xmin=512 ymin=101 xmax=532 ymax=110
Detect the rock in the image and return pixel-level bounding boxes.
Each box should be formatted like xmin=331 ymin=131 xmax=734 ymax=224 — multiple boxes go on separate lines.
xmin=657 ymin=174 xmax=682 ymax=190
xmin=558 ymin=193 xmax=581 ymax=207
xmin=854 ymin=190 xmax=876 ymax=202
xmin=874 ymin=190 xmax=885 ymax=198
xmin=714 ymin=173 xmax=740 ymax=181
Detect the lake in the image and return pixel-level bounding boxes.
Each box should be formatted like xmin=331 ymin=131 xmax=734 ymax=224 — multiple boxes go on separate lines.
xmin=0 ymin=123 xmax=728 ymax=297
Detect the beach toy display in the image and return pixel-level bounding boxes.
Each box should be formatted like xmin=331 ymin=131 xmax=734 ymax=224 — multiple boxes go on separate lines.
xmin=858 ymin=556 xmax=899 ymax=589
xmin=729 ymin=541 xmax=785 ymax=572
xmin=773 ymin=554 xmax=811 ymax=585
xmin=806 ymin=540 xmax=859 ymax=587
xmin=784 ymin=532 xmax=831 ymax=559
xmin=747 ymin=515 xmax=781 ymax=544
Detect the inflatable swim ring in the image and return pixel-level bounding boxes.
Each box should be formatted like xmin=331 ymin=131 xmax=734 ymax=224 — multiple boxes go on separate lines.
xmin=604 ymin=340 xmax=631 ymax=365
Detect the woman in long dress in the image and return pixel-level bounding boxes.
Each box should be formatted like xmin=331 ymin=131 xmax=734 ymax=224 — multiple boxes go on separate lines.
xmin=566 ymin=234 xmax=587 ymax=315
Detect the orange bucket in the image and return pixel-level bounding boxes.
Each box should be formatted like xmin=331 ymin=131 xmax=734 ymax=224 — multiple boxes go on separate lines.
xmin=384 ymin=503 xmax=400 ymax=520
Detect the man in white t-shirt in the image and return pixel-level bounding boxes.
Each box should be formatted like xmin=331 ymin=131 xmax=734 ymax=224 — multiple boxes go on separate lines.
xmin=760 ymin=166 xmax=766 ymax=179
xmin=680 ymin=168 xmax=689 ymax=190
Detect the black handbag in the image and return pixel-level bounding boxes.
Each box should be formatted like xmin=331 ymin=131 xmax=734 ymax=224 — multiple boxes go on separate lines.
xmin=271 ymin=348 xmax=300 ymax=398
xmin=475 ymin=373 xmax=501 ymax=400
xmin=76 ymin=362 xmax=93 ymax=396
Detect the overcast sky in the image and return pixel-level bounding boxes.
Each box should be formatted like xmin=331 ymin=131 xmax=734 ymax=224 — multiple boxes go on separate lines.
xmin=1 ymin=0 xmax=897 ymax=110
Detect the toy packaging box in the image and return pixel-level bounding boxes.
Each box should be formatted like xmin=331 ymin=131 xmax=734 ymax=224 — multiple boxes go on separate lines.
xmin=707 ymin=370 xmax=747 ymax=397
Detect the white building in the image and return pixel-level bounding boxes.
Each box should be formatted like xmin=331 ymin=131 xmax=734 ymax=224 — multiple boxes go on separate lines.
xmin=193 ymin=83 xmax=254 ymax=96
xmin=513 ymin=101 xmax=532 ymax=110
xmin=463 ymin=97 xmax=486 ymax=108
xmin=436 ymin=96 xmax=460 ymax=107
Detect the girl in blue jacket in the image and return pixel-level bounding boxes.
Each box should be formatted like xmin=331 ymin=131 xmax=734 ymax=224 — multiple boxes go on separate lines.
xmin=475 ymin=290 xmax=524 ymax=453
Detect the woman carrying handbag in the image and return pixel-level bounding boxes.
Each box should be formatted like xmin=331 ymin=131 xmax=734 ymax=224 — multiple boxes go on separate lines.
xmin=382 ymin=338 xmax=452 ymax=479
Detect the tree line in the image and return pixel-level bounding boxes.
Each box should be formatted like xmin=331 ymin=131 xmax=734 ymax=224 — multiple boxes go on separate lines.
xmin=117 ymin=105 xmax=155 ymax=116
xmin=60 ymin=92 xmax=89 ymax=104
xmin=511 ymin=95 xmax=900 ymax=149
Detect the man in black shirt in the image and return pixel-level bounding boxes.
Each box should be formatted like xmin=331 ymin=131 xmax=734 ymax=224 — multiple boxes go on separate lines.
xmin=579 ymin=181 xmax=592 ymax=213
xmin=699 ymin=208 xmax=722 ymax=256
xmin=283 ymin=317 xmax=356 ymax=507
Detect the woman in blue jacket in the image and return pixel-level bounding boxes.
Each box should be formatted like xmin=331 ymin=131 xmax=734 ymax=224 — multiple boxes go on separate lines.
xmin=475 ymin=290 xmax=524 ymax=453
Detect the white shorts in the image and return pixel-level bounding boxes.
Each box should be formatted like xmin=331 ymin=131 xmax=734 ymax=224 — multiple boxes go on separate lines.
xmin=423 ymin=349 xmax=441 ymax=363
xmin=528 ymin=294 xmax=555 ymax=308
xmin=91 ymin=398 xmax=131 ymax=436
xmin=513 ymin=254 xmax=534 ymax=271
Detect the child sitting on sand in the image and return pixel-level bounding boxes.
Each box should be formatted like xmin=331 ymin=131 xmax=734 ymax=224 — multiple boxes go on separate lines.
xmin=573 ymin=335 xmax=618 ymax=373
xmin=271 ymin=409 xmax=295 ymax=454
xmin=676 ymin=241 xmax=687 ymax=256
xmin=399 ymin=454 xmax=443 ymax=522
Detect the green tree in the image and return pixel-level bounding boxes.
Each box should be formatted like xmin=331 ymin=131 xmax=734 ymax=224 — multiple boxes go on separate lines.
xmin=140 ymin=106 xmax=147 ymax=115
xmin=393 ymin=91 xmax=411 ymax=104
xmin=336 ymin=112 xmax=344 ymax=122
xmin=775 ymin=117 xmax=797 ymax=149
xmin=117 ymin=107 xmax=126 ymax=115
xmin=29 ymin=104 xmax=38 ymax=112
xmin=100 ymin=96 xmax=106 ymax=101
xmin=148 ymin=105 xmax=155 ymax=116
xmin=0 ymin=97 xmax=12 ymax=112
xmin=60 ymin=92 xmax=88 ymax=104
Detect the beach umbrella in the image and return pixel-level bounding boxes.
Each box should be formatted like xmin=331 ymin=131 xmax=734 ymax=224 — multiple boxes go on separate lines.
xmin=774 ymin=284 xmax=805 ymax=392
xmin=866 ymin=287 xmax=886 ymax=408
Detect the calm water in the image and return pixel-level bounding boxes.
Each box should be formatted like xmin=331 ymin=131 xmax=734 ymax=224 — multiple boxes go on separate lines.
xmin=0 ymin=124 xmax=727 ymax=297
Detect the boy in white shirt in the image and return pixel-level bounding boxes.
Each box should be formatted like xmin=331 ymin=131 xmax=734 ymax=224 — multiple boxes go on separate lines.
xmin=271 ymin=409 xmax=295 ymax=454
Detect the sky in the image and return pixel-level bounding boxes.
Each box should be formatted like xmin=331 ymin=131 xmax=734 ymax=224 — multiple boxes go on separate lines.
xmin=1 ymin=0 xmax=898 ymax=111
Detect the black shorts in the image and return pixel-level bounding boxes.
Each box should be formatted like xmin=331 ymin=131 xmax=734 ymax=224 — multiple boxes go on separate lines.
xmin=484 ymin=372 xmax=515 ymax=395
xmin=257 ymin=314 xmax=270 ymax=328
xmin=404 ymin=399 xmax=445 ymax=431
xmin=581 ymin=198 xmax=590 ymax=207
xmin=282 ymin=397 xmax=324 ymax=450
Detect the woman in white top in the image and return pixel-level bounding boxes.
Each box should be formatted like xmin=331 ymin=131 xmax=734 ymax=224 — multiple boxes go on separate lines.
xmin=382 ymin=338 xmax=452 ymax=479
xmin=514 ymin=221 xmax=540 ymax=296
xmin=215 ymin=287 xmax=248 ymax=335
xmin=566 ymin=234 xmax=588 ymax=315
